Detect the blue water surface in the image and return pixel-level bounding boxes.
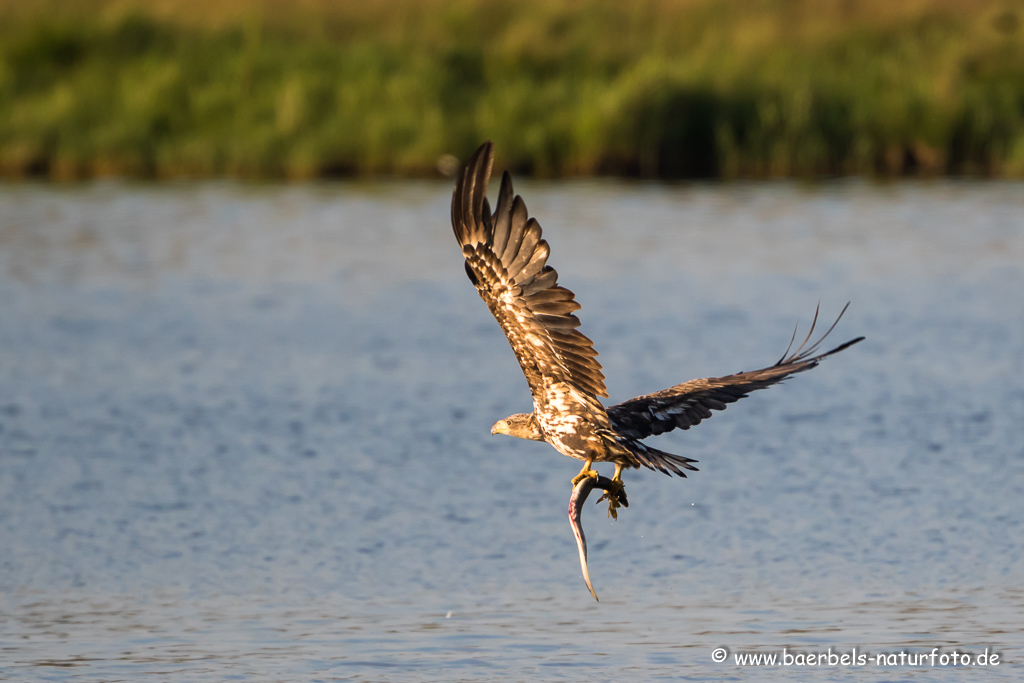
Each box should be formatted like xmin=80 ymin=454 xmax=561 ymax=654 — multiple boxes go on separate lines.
xmin=1 ymin=179 xmax=1022 ymax=681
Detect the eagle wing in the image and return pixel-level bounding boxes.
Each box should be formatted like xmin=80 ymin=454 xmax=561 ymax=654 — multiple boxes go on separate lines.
xmin=608 ymin=305 xmax=864 ymax=439
xmin=452 ymin=142 xmax=607 ymax=401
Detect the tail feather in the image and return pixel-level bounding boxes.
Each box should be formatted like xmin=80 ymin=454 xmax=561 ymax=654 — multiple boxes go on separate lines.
xmin=622 ymin=440 xmax=698 ymax=477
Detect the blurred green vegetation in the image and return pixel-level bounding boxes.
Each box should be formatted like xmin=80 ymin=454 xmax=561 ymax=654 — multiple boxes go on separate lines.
xmin=1 ymin=0 xmax=1024 ymax=179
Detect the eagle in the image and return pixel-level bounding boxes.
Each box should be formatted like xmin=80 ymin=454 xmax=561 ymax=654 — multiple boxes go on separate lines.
xmin=452 ymin=141 xmax=862 ymax=518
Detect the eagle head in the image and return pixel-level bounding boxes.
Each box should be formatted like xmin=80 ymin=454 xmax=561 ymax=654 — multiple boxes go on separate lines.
xmin=491 ymin=412 xmax=544 ymax=441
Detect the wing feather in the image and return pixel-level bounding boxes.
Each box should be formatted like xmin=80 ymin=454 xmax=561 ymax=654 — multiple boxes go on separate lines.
xmin=501 ymin=197 xmax=530 ymax=268
xmin=520 ymin=268 xmax=558 ymax=296
xmin=525 ymin=286 xmax=577 ymax=305
xmin=518 ymin=239 xmax=551 ymax=282
xmin=609 ymin=307 xmax=863 ymax=439
xmin=530 ymin=300 xmax=581 ymax=315
xmin=452 ymin=142 xmax=608 ymax=401
xmin=506 ymin=219 xmax=543 ymax=276
xmin=491 ymin=173 xmax=514 ymax=256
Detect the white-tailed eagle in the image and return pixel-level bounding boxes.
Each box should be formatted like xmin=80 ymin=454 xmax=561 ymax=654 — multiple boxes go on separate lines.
xmin=452 ymin=141 xmax=862 ymax=519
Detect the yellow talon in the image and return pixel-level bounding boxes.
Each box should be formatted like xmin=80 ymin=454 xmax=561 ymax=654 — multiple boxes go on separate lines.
xmin=598 ymin=478 xmax=627 ymax=519
xmin=571 ymin=466 xmax=599 ymax=487
xmin=596 ymin=463 xmax=627 ymax=519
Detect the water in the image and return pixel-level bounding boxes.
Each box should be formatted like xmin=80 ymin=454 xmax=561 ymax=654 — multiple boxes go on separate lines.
xmin=1 ymin=179 xmax=1022 ymax=680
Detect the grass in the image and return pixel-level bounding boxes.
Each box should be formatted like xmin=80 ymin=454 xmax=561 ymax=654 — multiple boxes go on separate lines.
xmin=1 ymin=0 xmax=1024 ymax=179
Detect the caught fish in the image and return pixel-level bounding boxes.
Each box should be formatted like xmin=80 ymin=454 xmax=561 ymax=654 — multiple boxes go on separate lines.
xmin=568 ymin=475 xmax=628 ymax=601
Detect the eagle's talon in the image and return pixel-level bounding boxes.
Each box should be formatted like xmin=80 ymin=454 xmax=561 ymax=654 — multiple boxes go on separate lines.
xmin=596 ymin=479 xmax=627 ymax=519
xmin=571 ymin=468 xmax=600 ymax=487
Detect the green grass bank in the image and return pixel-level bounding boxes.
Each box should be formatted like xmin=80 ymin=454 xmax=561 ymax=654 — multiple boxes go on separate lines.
xmin=2 ymin=0 xmax=1024 ymax=179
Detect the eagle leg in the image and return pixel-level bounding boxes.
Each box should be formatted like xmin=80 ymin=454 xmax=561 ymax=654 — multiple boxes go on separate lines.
xmin=596 ymin=464 xmax=629 ymax=520
xmin=570 ymin=460 xmax=599 ymax=487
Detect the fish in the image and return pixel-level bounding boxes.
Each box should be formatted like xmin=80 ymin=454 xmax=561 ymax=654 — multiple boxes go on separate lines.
xmin=568 ymin=474 xmax=628 ymax=601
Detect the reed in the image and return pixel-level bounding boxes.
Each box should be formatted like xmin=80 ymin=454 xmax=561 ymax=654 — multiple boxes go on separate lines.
xmin=1 ymin=0 xmax=1022 ymax=179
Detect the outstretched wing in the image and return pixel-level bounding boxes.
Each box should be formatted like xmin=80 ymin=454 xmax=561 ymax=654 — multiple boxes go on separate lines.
xmin=452 ymin=142 xmax=607 ymax=401
xmin=608 ymin=305 xmax=863 ymax=439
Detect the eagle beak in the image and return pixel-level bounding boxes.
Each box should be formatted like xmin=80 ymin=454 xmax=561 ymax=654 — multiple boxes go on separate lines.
xmin=491 ymin=420 xmax=509 ymax=435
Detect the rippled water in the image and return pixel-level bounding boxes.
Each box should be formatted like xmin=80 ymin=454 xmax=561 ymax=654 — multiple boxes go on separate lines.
xmin=1 ymin=179 xmax=1022 ymax=680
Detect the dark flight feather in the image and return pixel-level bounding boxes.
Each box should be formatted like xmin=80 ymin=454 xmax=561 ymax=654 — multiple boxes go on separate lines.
xmin=608 ymin=305 xmax=864 ymax=440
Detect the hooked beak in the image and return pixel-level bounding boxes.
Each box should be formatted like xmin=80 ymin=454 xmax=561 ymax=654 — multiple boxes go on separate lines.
xmin=491 ymin=419 xmax=509 ymax=435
